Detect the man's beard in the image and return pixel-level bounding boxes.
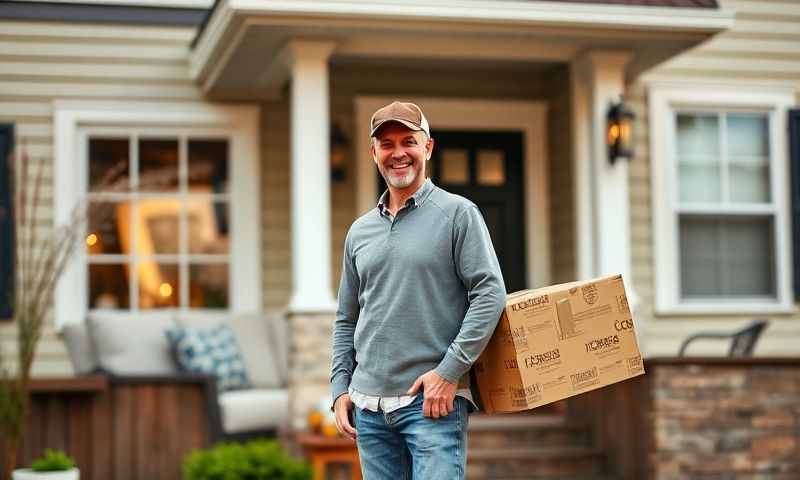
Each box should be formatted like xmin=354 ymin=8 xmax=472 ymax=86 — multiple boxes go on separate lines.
xmin=383 ymin=162 xmax=419 ymax=189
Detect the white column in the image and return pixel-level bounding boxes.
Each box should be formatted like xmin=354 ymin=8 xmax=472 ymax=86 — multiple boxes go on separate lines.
xmin=571 ymin=51 xmax=639 ymax=312
xmin=287 ymin=40 xmax=338 ymax=313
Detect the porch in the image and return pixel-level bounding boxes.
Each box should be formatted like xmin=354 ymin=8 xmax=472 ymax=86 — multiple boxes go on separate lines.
xmin=183 ymin=0 xmax=734 ymax=432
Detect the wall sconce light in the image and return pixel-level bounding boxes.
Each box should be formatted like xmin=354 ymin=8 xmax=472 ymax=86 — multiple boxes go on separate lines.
xmin=607 ymin=97 xmax=635 ymax=165
xmin=331 ymin=122 xmax=349 ymax=182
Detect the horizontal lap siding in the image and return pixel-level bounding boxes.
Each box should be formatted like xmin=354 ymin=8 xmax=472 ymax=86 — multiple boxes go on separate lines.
xmin=0 ymin=21 xmax=271 ymax=376
xmin=632 ymin=0 xmax=800 ymax=355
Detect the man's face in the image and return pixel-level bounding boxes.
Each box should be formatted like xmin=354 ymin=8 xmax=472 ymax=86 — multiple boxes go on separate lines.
xmin=371 ymin=122 xmax=433 ymax=190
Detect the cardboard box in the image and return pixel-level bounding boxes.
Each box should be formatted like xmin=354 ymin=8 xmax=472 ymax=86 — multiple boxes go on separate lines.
xmin=472 ymin=273 xmax=644 ymax=414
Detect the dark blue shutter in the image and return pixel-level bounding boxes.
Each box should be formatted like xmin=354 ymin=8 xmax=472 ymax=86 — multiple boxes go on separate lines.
xmin=790 ymin=110 xmax=800 ymax=300
xmin=0 ymin=124 xmax=14 ymax=319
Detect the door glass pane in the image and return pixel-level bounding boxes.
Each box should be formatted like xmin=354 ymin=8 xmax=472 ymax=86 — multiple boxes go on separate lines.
xmin=677 ymin=113 xmax=720 ymax=203
xmin=440 ymin=149 xmax=469 ymax=185
xmin=679 ymin=215 xmax=775 ymax=298
xmin=87 ymin=201 xmax=130 ymax=255
xmin=477 ymin=149 xmax=505 ymax=186
xmin=188 ymin=139 xmax=228 ymax=193
xmin=727 ymin=114 xmax=770 ymax=203
xmin=188 ymin=199 xmax=229 ymax=255
xmin=190 ymin=263 xmax=228 ymax=308
xmin=139 ymin=261 xmax=179 ymax=309
xmin=137 ymin=198 xmax=180 ymax=255
xmin=89 ymin=138 xmax=129 ymax=191
xmin=89 ymin=263 xmax=130 ymax=309
xmin=139 ymin=138 xmax=178 ymax=192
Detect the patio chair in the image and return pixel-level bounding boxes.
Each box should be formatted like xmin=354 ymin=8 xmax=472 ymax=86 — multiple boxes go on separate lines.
xmin=678 ymin=319 xmax=769 ymax=357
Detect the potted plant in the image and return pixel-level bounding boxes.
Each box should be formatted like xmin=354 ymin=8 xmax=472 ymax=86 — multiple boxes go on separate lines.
xmin=0 ymin=142 xmax=126 ymax=479
xmin=182 ymin=439 xmax=312 ymax=480
xmin=12 ymin=449 xmax=79 ymax=480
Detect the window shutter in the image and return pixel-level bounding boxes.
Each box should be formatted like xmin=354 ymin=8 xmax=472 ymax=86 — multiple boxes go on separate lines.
xmin=0 ymin=124 xmax=14 ymax=319
xmin=790 ymin=110 xmax=800 ymax=300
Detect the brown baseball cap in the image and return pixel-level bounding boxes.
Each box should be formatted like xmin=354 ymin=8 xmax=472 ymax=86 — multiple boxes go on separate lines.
xmin=369 ymin=101 xmax=430 ymax=138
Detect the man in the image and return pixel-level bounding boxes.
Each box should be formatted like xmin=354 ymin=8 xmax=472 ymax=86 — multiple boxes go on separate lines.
xmin=330 ymin=101 xmax=506 ymax=479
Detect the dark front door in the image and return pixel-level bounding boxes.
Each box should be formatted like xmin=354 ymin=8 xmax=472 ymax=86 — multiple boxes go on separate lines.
xmin=377 ymin=130 xmax=527 ymax=293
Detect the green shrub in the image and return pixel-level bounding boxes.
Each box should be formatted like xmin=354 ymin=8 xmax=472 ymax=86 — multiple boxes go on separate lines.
xmin=182 ymin=439 xmax=312 ymax=480
xmin=30 ymin=449 xmax=76 ymax=472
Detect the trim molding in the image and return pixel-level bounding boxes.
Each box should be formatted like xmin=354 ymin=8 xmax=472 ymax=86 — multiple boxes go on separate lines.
xmin=0 ymin=1 xmax=209 ymax=26
xmin=647 ymin=82 xmax=797 ymax=316
xmin=53 ymin=100 xmax=261 ymax=329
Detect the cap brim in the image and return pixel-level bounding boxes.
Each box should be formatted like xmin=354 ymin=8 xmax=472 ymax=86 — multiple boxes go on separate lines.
xmin=370 ymin=118 xmax=423 ymax=137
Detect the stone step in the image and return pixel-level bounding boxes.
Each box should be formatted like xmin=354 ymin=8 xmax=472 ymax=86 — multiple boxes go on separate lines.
xmin=466 ymin=446 xmax=608 ymax=480
xmin=468 ymin=413 xmax=592 ymax=449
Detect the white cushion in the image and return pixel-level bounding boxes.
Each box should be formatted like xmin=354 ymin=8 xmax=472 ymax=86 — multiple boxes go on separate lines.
xmin=87 ymin=311 xmax=178 ymax=375
xmin=218 ymin=388 xmax=289 ymax=433
xmin=62 ymin=321 xmax=97 ymax=374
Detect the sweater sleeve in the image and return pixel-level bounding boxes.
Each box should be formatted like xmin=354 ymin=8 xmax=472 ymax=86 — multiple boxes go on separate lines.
xmin=330 ymin=230 xmax=360 ymax=405
xmin=434 ymin=204 xmax=506 ymax=383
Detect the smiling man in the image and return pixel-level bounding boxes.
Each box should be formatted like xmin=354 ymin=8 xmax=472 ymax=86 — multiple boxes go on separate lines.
xmin=330 ymin=101 xmax=506 ymax=479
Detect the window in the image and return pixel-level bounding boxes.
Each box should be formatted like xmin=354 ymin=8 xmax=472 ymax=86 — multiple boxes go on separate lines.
xmin=84 ymin=132 xmax=231 ymax=310
xmin=54 ymin=102 xmax=260 ymax=327
xmin=649 ymin=85 xmax=795 ymax=315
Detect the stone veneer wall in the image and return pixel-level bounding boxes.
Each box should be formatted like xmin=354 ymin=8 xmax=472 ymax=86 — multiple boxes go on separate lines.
xmin=649 ymin=360 xmax=799 ymax=479
xmin=568 ymin=358 xmax=800 ymax=480
xmin=288 ymin=312 xmax=337 ymax=430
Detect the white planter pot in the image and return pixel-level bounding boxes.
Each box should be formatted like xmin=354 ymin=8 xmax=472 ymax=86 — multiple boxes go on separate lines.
xmin=12 ymin=468 xmax=79 ymax=480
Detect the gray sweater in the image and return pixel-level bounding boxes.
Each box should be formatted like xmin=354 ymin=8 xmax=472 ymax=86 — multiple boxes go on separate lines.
xmin=330 ymin=179 xmax=506 ymax=403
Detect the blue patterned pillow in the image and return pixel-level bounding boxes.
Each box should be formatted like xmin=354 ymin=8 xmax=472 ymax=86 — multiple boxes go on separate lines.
xmin=166 ymin=323 xmax=252 ymax=391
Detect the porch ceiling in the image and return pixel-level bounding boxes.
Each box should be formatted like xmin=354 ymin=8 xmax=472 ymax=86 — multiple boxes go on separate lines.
xmin=190 ymin=0 xmax=734 ymax=99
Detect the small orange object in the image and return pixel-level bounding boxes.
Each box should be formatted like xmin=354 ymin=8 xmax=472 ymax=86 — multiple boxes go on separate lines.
xmin=307 ymin=411 xmax=323 ymax=433
xmin=321 ymin=422 xmax=339 ymax=438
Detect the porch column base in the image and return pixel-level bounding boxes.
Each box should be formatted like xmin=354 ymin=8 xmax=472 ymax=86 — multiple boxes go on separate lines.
xmin=287 ymin=311 xmax=336 ymax=431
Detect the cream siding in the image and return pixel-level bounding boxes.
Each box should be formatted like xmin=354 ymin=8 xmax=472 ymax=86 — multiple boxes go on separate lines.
xmin=632 ymin=0 xmax=800 ymax=354
xmin=0 ymin=20 xmax=237 ymax=376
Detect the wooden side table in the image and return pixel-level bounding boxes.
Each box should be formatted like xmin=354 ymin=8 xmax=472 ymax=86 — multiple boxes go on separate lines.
xmin=295 ymin=433 xmax=362 ymax=480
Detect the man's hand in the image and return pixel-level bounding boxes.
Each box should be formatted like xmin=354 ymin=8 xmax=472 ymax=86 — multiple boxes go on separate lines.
xmin=407 ymin=370 xmax=457 ymax=418
xmin=333 ymin=394 xmax=357 ymax=440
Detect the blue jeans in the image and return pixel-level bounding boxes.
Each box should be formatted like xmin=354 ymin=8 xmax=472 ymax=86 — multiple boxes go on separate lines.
xmin=353 ymin=394 xmax=469 ymax=480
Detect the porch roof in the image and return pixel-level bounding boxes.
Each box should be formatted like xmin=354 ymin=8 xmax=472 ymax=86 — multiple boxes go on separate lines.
xmin=190 ymin=0 xmax=733 ymax=98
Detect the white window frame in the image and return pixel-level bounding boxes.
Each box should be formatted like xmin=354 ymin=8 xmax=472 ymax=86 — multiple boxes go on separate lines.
xmin=648 ymin=83 xmax=796 ymax=315
xmin=54 ymin=100 xmax=261 ymax=328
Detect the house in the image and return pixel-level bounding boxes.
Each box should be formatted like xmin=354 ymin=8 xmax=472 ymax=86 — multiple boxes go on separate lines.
xmin=1 ymin=0 xmax=799 ymax=442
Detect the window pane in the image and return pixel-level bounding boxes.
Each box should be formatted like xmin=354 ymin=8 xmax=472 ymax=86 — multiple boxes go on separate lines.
xmin=87 ymin=201 xmax=130 ymax=255
xmin=139 ymin=261 xmax=179 ymax=309
xmin=188 ymin=139 xmax=228 ymax=193
xmin=89 ymin=263 xmax=130 ymax=309
xmin=139 ymin=138 xmax=178 ymax=192
xmin=677 ymin=113 xmax=719 ymax=157
xmin=188 ymin=199 xmax=229 ymax=255
xmin=727 ymin=114 xmax=771 ymax=203
xmin=727 ymin=114 xmax=768 ymax=157
xmin=679 ymin=215 xmax=775 ymax=298
xmin=477 ymin=149 xmax=505 ymax=186
xmin=677 ymin=113 xmax=721 ymax=203
xmin=440 ymin=149 xmax=469 ymax=185
xmin=137 ymin=198 xmax=180 ymax=255
xmin=679 ymin=164 xmax=721 ymax=203
xmin=89 ymin=138 xmax=129 ymax=191
xmin=190 ymin=263 xmax=228 ymax=308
